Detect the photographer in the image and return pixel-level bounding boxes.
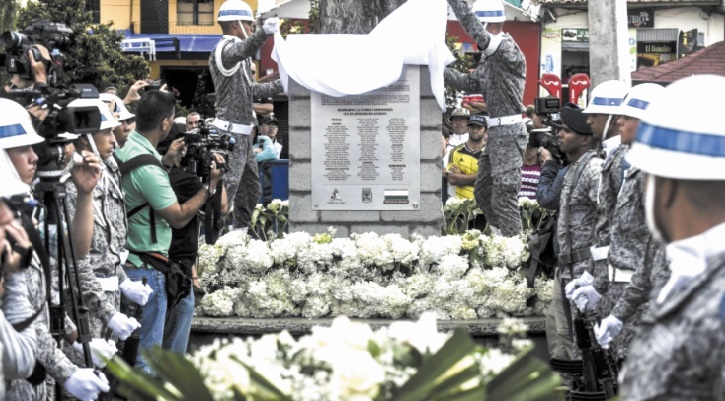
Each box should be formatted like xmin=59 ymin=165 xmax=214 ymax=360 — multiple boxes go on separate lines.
xmin=117 ymin=90 xmax=223 ymax=372
xmin=0 ymin=99 xmax=109 ymax=401
xmin=0 ymin=150 xmax=37 ymax=387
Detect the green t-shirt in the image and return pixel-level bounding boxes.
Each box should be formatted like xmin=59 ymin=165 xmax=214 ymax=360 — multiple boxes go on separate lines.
xmin=117 ymin=131 xmax=177 ymax=267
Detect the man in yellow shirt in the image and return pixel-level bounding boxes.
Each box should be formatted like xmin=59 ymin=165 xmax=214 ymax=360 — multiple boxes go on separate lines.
xmin=446 ymin=114 xmax=487 ymax=200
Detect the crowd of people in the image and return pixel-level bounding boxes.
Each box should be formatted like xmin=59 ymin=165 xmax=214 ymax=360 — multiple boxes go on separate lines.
xmin=0 ymin=0 xmax=282 ymax=400
xmin=443 ymin=0 xmax=724 ymax=400
xmin=0 ymin=0 xmax=723 ymax=400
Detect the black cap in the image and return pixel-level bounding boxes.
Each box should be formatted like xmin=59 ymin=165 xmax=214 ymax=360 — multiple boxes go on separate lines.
xmin=468 ymin=114 xmax=487 ymax=127
xmin=261 ymin=115 xmax=279 ymax=125
xmin=560 ymin=103 xmax=592 ymax=135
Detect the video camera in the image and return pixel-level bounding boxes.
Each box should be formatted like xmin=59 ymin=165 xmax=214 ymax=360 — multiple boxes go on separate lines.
xmin=1 ymin=21 xmax=72 ymax=85
xmin=20 ymin=85 xmax=102 ymax=180
xmin=182 ymin=119 xmax=234 ymax=181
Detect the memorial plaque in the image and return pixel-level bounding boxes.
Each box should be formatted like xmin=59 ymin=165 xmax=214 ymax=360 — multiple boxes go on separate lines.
xmin=311 ymin=66 xmax=421 ymax=210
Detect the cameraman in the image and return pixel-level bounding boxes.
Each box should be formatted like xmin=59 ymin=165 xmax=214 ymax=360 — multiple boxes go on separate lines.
xmin=2 ymin=45 xmax=51 ymax=93
xmin=0 ymin=99 xmax=110 ymax=401
xmin=117 ymin=91 xmax=223 ymax=372
xmin=160 ymin=132 xmax=228 ymax=355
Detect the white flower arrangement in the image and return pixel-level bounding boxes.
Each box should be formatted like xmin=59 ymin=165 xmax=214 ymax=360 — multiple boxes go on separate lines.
xmin=198 ymin=229 xmax=551 ymax=320
xmin=107 ymin=313 xmax=563 ymax=401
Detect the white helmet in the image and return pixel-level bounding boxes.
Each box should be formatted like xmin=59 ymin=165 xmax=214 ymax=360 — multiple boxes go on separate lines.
xmin=0 ymin=98 xmax=44 ymax=150
xmin=99 ymin=93 xmax=135 ymax=122
xmin=0 ymin=149 xmax=31 ymax=198
xmin=582 ymin=80 xmax=630 ymax=115
xmin=472 ymin=0 xmax=506 ymax=23
xmin=627 ymin=75 xmax=725 ymax=180
xmin=613 ymin=83 xmax=666 ymax=121
xmin=217 ymin=0 xmax=254 ymax=22
xmin=68 ymin=98 xmax=120 ymax=131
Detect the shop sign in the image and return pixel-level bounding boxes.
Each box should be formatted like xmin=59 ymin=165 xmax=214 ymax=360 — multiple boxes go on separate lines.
xmin=637 ymin=42 xmax=675 ymax=54
xmin=628 ymin=9 xmax=654 ymax=28
xmin=562 ymin=29 xmax=589 ymax=42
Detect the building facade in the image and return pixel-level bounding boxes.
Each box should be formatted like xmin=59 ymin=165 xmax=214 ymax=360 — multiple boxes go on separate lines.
xmin=537 ymin=0 xmax=725 ymax=99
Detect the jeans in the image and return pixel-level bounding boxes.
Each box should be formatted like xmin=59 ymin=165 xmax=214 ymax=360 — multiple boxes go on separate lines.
xmin=124 ymin=267 xmax=166 ymax=374
xmin=162 ymin=282 xmax=194 ymax=354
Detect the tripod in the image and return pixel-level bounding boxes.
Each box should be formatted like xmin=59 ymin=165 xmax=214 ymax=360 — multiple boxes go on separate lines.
xmin=36 ymin=167 xmax=97 ymax=401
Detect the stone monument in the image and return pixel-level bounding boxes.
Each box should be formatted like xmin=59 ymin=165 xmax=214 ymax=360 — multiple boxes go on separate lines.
xmin=287 ymin=65 xmax=443 ymax=238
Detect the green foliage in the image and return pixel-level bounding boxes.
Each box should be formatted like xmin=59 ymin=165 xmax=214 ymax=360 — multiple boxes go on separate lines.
xmin=308 ymin=0 xmax=320 ymax=33
xmin=444 ymin=36 xmax=476 ymax=109
xmin=0 ymin=0 xmax=18 ymax=33
xmin=16 ymin=0 xmax=148 ymax=93
xmin=443 ymin=198 xmax=483 ymax=236
xmin=251 ymin=200 xmax=289 ymax=241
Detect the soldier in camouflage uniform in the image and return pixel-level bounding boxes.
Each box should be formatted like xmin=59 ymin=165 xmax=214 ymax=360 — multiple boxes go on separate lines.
xmin=566 ymin=81 xmax=629 ymax=300
xmin=65 ymin=101 xmax=151 ymax=345
xmin=210 ymin=0 xmax=282 ymax=229
xmin=571 ymin=84 xmax=670 ymax=361
xmin=540 ymin=104 xmax=601 ymax=360
xmin=0 ymin=100 xmax=110 ymax=401
xmin=618 ymin=75 xmax=725 ymax=401
xmin=445 ymin=0 xmax=527 ymax=237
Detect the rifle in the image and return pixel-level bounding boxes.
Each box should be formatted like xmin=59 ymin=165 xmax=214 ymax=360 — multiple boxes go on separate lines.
xmin=571 ymin=309 xmax=618 ymax=400
xmin=102 ymin=277 xmax=147 ymax=401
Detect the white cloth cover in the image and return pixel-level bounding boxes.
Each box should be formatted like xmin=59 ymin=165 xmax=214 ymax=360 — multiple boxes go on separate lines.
xmin=272 ymin=0 xmax=455 ymax=110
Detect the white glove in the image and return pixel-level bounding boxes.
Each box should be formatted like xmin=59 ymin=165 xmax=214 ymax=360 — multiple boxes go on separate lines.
xmin=263 ymin=17 xmax=280 ymax=35
xmin=120 ymin=278 xmax=153 ymax=306
xmin=63 ymin=369 xmax=110 ymax=401
xmin=572 ymin=285 xmax=601 ymax=312
xmin=72 ymin=338 xmax=117 ymax=369
xmin=594 ymin=315 xmax=623 ymax=349
xmin=564 ymin=271 xmax=594 ymax=299
xmin=108 ymin=312 xmax=140 ymax=341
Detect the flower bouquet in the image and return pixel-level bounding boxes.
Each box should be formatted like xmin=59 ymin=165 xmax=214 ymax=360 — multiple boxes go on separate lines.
xmin=106 ymin=314 xmax=564 ymax=401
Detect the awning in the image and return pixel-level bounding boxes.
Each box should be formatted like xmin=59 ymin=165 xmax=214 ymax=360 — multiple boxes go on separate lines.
xmin=120 ymin=33 xmax=222 ymax=59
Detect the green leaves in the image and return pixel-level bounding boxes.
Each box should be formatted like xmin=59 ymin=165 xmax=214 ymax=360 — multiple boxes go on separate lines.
xmin=105 ymin=349 xmax=216 ymax=401
xmin=391 ymin=329 xmax=481 ymax=401
xmin=486 ymin=348 xmax=565 ymax=401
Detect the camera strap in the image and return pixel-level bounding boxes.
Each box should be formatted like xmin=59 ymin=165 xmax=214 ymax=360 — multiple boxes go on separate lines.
xmin=118 ymin=154 xmax=166 ymax=244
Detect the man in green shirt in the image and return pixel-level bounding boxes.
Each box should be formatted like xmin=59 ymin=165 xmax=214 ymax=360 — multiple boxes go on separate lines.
xmin=116 ymin=91 xmax=223 ymax=372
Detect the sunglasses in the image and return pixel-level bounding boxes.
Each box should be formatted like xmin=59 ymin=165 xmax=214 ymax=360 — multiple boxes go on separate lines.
xmin=122 ymin=117 xmax=136 ymax=124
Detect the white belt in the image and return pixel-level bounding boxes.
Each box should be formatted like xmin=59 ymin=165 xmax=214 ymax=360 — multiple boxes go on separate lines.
xmin=213 ymin=119 xmax=253 ymax=135
xmin=97 ymin=276 xmax=119 ymax=292
xmin=485 ymin=114 xmax=523 ymax=127
xmin=608 ymin=265 xmax=634 ymax=283
xmin=590 ymin=246 xmax=609 ymax=261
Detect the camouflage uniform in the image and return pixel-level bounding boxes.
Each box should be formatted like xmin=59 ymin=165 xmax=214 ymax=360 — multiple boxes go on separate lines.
xmin=64 ymin=157 xmax=128 ymax=340
xmin=548 ymin=152 xmax=601 ymax=360
xmin=445 ymin=0 xmax=528 ymax=237
xmin=6 ymin=250 xmax=79 ymax=401
xmin=620 ymin=248 xmax=725 ymax=401
xmin=604 ymin=167 xmax=670 ymax=360
xmin=0 ymin=271 xmax=37 ymax=380
xmin=591 ymin=145 xmax=628 ymax=294
xmin=209 ymin=30 xmax=281 ymax=228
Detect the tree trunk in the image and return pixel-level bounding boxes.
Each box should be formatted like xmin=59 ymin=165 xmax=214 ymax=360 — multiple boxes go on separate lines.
xmin=318 ymin=0 xmax=407 ymax=34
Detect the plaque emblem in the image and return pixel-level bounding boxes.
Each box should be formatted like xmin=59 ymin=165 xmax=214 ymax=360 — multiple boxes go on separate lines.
xmin=330 ymin=189 xmax=341 ymax=200
xmin=362 ymin=188 xmax=372 ymax=203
